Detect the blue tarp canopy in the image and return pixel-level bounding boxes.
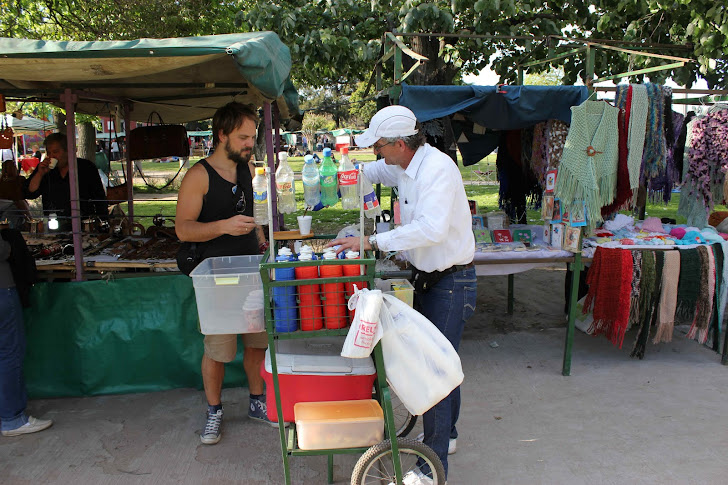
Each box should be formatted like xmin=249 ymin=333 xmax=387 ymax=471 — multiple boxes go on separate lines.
xmin=399 ymin=84 xmax=588 ymax=130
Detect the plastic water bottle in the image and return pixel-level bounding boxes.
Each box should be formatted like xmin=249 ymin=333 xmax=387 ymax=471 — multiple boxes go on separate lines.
xmin=302 ymin=154 xmax=321 ymax=207
xmin=360 ymin=169 xmax=382 ymax=219
xmin=337 ymin=147 xmax=358 ymax=210
xmin=319 ymin=148 xmax=339 ymax=207
xmin=275 ymin=151 xmax=296 ymax=214
xmin=252 ymin=167 xmax=269 ymax=225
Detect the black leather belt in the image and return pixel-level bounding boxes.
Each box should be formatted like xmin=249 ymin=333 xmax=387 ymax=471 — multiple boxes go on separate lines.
xmin=412 ymin=261 xmax=474 ymax=293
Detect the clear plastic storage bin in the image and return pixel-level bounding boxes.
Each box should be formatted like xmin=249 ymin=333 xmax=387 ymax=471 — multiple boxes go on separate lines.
xmin=190 ymin=255 xmax=264 ymax=334
xmin=375 ymin=278 xmax=414 ymax=308
xmin=294 ymin=399 xmax=384 ymax=450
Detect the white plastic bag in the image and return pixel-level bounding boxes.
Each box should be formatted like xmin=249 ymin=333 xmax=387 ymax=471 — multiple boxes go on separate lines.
xmin=341 ymin=288 xmax=383 ymax=358
xmin=379 ymin=294 xmax=464 ymax=416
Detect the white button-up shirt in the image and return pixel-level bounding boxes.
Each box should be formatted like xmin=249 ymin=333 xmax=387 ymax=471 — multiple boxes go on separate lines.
xmin=363 ymin=143 xmax=475 ymax=272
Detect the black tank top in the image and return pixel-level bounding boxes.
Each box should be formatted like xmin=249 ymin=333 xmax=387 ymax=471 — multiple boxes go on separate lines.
xmin=197 ymin=159 xmax=258 ymax=259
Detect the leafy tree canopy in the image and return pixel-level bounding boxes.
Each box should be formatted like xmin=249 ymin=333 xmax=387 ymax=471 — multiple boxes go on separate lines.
xmin=237 ymin=0 xmax=727 ymax=89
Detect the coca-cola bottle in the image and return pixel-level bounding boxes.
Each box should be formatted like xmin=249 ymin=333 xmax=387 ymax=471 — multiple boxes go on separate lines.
xmin=337 ymin=147 xmax=358 ymax=210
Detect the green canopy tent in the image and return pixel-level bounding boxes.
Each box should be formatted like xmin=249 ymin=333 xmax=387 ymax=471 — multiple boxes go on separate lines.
xmin=0 ymin=34 xmax=300 ymax=397
xmin=0 ymin=32 xmax=300 ymax=280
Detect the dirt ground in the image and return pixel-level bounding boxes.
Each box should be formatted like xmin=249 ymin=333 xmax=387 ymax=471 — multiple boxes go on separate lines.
xmin=466 ymin=266 xmax=571 ymax=338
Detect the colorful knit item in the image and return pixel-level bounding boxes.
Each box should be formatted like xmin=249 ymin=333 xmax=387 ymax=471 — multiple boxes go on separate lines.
xmin=601 ymin=108 xmax=633 ymax=216
xmin=555 ymin=100 xmax=619 ymax=227
xmin=678 ymin=109 xmax=728 ymax=227
xmin=648 ymin=110 xmax=684 ymax=204
xmin=631 ymin=251 xmax=659 ymax=359
xmin=546 ymin=119 xmax=569 ymax=169
xmin=717 ymin=241 xmax=728 ymax=327
xmin=627 ymin=84 xmax=648 ymax=190
xmin=531 ymin=122 xmax=549 ymax=187
xmin=687 ymin=246 xmax=715 ymax=344
xmin=654 ymin=251 xmax=680 ymax=343
xmin=584 ymin=247 xmax=634 ymax=348
xmin=629 ymin=251 xmax=643 ymax=326
xmin=641 ymin=83 xmax=667 ymax=182
xmin=675 ymin=248 xmax=701 ymax=322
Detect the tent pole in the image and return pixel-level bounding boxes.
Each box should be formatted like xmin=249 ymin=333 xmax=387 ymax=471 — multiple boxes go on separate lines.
xmin=124 ymin=103 xmax=134 ymax=225
xmin=61 ymin=89 xmax=84 ymax=281
xmin=273 ymin=103 xmax=284 ymax=229
xmin=263 ymin=102 xmax=279 ymax=232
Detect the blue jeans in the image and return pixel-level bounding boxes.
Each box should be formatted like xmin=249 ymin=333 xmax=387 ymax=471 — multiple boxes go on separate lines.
xmin=0 ymin=287 xmax=29 ymax=432
xmin=415 ymin=267 xmax=477 ymax=478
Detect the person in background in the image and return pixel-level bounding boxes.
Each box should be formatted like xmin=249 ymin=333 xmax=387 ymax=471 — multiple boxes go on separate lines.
xmin=31 ymin=145 xmax=41 ymax=160
xmin=1 ymin=233 xmax=52 ymax=437
xmin=0 ymin=160 xmax=31 ymax=228
xmin=329 ymin=105 xmax=477 ymax=484
xmin=110 ymin=139 xmax=120 ymax=161
xmin=176 ymin=102 xmax=275 ymax=446
xmin=22 ymin=133 xmax=108 ymax=231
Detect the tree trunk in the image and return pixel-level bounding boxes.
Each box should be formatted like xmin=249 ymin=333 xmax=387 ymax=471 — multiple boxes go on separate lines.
xmin=77 ymin=122 xmax=96 ymax=161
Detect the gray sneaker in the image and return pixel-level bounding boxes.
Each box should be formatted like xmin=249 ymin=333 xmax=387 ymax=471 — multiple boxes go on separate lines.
xmin=200 ymin=409 xmax=223 ymax=445
xmin=248 ymin=398 xmax=288 ymax=428
xmin=1 ymin=416 xmax=53 ymax=437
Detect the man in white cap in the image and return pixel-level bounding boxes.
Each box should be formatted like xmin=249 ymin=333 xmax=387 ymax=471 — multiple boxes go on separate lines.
xmin=329 ymin=105 xmax=476 ymax=484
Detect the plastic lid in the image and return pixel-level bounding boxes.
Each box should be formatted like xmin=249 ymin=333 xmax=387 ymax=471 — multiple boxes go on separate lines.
xmin=323 ymin=147 xmax=332 ymax=157
xmin=341 ymin=146 xmax=349 ymax=154
xmin=304 ymin=154 xmax=314 ymax=163
xmin=322 ymin=252 xmax=337 ymax=260
xmin=255 ymin=167 xmax=266 ymax=175
xmin=278 ymin=151 xmax=288 ymax=159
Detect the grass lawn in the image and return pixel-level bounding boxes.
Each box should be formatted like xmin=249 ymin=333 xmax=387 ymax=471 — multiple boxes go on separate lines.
xmin=117 ymin=151 xmax=718 ymax=233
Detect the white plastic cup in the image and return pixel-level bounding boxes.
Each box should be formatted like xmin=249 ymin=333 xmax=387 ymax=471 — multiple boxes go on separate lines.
xmin=297 ymin=215 xmax=313 ymax=235
xmin=47 ymin=158 xmax=59 ymax=169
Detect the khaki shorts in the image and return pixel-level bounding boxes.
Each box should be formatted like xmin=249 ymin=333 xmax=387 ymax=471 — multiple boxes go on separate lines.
xmin=203 ymin=332 xmax=268 ymax=363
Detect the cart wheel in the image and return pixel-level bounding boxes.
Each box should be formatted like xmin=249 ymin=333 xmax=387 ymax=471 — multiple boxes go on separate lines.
xmin=350 ymin=438 xmax=446 ymax=485
xmin=388 ymin=391 xmax=417 ymax=438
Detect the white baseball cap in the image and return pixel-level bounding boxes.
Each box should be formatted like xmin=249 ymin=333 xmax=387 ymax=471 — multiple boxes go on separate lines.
xmin=355 ymin=105 xmax=419 ymax=147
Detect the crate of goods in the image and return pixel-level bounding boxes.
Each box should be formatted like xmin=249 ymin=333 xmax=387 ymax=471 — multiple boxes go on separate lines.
xmin=261 ymin=337 xmax=376 ymax=422
xmin=375 ymin=278 xmax=414 ymax=308
xmin=190 ymin=255 xmax=265 ymax=335
xmin=294 ymin=399 xmax=384 ymax=450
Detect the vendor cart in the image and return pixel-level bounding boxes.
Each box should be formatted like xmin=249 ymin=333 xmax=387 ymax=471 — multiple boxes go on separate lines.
xmin=259 ymin=241 xmax=444 ymax=484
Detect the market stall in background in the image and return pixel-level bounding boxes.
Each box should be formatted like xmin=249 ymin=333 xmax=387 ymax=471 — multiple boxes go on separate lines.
xmin=0 ymin=32 xmax=300 ymax=395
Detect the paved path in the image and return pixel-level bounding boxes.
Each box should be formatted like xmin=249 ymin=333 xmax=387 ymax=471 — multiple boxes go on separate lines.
xmin=2 ymin=327 xmax=726 ymax=484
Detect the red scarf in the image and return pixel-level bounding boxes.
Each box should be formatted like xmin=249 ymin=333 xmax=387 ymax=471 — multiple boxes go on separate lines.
xmin=584 ymin=247 xmax=634 ymax=348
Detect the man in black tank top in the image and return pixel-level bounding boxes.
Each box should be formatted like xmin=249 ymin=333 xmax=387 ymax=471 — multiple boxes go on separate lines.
xmin=176 ymin=102 xmax=276 ymax=446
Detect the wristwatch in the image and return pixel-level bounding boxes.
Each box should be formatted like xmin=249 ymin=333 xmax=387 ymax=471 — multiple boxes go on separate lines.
xmin=368 ymin=234 xmax=379 ymax=251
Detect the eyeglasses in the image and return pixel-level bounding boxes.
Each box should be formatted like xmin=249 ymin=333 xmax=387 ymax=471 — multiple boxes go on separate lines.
xmin=233 ymin=185 xmax=246 ymax=214
xmin=372 ymin=140 xmax=395 ymax=152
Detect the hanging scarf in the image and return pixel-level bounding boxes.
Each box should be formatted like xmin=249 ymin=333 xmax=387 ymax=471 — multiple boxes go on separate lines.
xmin=641 ymin=83 xmax=667 ymax=182
xmin=674 ymin=112 xmax=695 ymax=180
xmin=710 ymin=243 xmax=724 ymax=346
xmin=629 ymin=251 xmax=643 ymax=326
xmin=631 ymin=251 xmax=660 ymax=359
xmin=687 ymin=245 xmax=715 ymax=344
xmin=554 ymin=100 xmax=619 ymax=227
xmin=627 ymin=84 xmax=648 ymax=190
xmin=584 ymin=247 xmax=634 ymax=348
xmin=601 ymin=109 xmax=633 ymax=216
xmin=531 ymin=122 xmax=549 ymax=187
xmin=678 ymin=109 xmax=728 ymax=227
xmin=716 ymin=241 xmax=728 ymax=328
xmin=675 ymin=248 xmax=701 ymax=322
xmin=546 ymin=119 xmax=569 ymax=169
xmin=648 ymin=110 xmax=684 ymax=204
xmin=497 ymin=130 xmax=541 ymax=224
xmin=654 ymin=251 xmax=680 ymax=343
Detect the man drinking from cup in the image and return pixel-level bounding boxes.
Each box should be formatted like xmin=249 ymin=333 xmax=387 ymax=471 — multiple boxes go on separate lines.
xmin=22 ymin=133 xmax=108 ymax=231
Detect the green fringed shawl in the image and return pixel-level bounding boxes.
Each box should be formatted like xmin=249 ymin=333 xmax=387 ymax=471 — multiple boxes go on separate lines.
xmin=631 ymin=251 xmax=661 ymax=359
xmin=676 ymin=248 xmax=701 ymax=321
xmin=554 ymin=100 xmax=619 ymax=228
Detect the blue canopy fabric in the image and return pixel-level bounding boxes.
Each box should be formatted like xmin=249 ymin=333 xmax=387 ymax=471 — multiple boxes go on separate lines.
xmin=399 ymin=84 xmax=589 ymax=130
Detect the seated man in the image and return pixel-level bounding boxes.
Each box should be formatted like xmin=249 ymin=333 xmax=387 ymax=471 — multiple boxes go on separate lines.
xmin=0 ymin=160 xmax=31 ymax=228
xmin=22 ymin=133 xmax=108 ymax=231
